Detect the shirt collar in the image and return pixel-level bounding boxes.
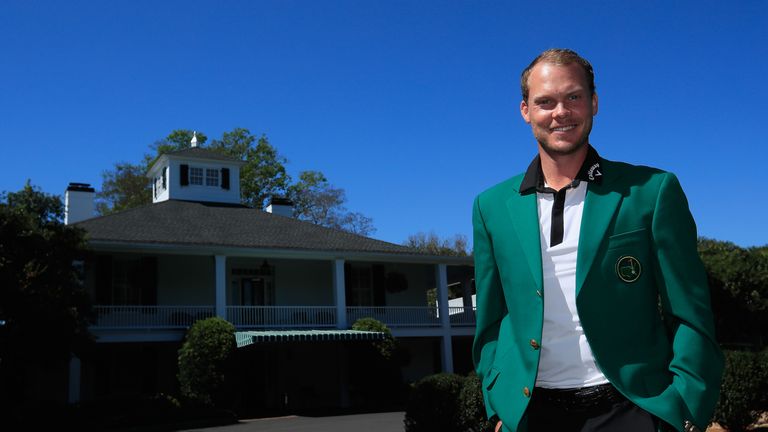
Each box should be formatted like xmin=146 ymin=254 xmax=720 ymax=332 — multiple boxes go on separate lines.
xmin=519 ymin=145 xmax=603 ymax=194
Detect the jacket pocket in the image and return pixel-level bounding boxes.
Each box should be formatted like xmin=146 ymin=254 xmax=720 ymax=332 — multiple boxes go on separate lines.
xmin=484 ymin=368 xmax=501 ymax=391
xmin=606 ymin=227 xmax=648 ymax=250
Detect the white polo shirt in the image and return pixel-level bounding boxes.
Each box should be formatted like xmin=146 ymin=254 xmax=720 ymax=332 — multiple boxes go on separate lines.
xmin=534 ymin=180 xmax=608 ymax=388
xmin=518 ymin=145 xmax=608 ymax=389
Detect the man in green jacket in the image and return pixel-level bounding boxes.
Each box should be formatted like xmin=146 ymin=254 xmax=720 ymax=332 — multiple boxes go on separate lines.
xmin=472 ymin=48 xmax=723 ymax=432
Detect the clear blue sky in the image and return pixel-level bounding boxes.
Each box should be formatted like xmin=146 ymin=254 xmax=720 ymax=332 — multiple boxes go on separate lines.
xmin=2 ymin=1 xmax=766 ymax=248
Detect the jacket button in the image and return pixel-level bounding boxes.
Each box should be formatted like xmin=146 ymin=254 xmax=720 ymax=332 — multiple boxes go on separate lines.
xmin=536 ymin=290 xmax=542 ymax=297
xmin=523 ymin=387 xmax=530 ymax=397
xmin=530 ymin=339 xmax=540 ymax=350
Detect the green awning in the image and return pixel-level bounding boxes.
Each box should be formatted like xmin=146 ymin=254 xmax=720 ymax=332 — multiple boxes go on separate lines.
xmin=235 ymin=330 xmax=386 ymax=348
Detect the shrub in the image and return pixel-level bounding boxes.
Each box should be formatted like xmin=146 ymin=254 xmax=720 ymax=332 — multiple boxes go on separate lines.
xmin=712 ymin=349 xmax=768 ymax=431
xmin=459 ymin=372 xmax=494 ymax=432
xmin=404 ymin=373 xmax=466 ymax=432
xmin=177 ymin=317 xmax=236 ymax=406
xmin=348 ymin=317 xmax=405 ymax=408
xmin=351 ymin=317 xmax=397 ymax=359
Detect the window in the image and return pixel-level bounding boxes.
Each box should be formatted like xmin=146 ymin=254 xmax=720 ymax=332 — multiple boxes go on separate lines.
xmin=348 ymin=265 xmax=373 ymax=306
xmin=112 ymin=258 xmax=142 ymax=304
xmin=189 ymin=167 xmax=203 ymax=185
xmin=206 ymin=168 xmax=219 ymax=186
xmin=154 ymin=174 xmax=164 ymax=196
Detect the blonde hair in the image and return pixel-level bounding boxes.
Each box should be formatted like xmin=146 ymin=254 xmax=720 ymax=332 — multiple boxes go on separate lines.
xmin=520 ymin=48 xmax=595 ymax=102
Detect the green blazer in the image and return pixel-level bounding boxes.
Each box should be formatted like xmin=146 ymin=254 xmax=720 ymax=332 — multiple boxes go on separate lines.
xmin=472 ymin=158 xmax=723 ymax=432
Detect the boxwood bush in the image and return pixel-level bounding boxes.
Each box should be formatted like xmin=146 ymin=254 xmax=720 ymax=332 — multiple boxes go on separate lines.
xmin=177 ymin=317 xmax=236 ymax=407
xmin=459 ymin=372 xmax=494 ymax=432
xmin=712 ymin=348 xmax=768 ymax=431
xmin=405 ymin=373 xmax=466 ymax=432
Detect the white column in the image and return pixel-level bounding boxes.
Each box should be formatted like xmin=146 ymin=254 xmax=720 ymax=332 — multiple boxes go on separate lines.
xmin=68 ymin=355 xmax=81 ymax=404
xmin=333 ymin=259 xmax=347 ymax=329
xmin=436 ymin=263 xmax=453 ymax=373
xmin=215 ymin=255 xmax=227 ymax=319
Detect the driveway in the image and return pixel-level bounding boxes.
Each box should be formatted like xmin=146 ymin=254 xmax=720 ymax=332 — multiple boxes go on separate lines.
xmin=182 ymin=411 xmax=406 ymax=432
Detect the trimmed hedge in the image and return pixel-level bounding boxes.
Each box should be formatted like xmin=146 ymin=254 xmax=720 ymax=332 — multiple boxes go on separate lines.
xmin=177 ymin=317 xmax=236 ymax=407
xmin=459 ymin=372 xmax=494 ymax=432
xmin=404 ymin=372 xmax=493 ymax=432
xmin=351 ymin=317 xmax=397 ymax=359
xmin=405 ymin=373 xmax=466 ymax=432
xmin=713 ymin=349 xmax=768 ymax=432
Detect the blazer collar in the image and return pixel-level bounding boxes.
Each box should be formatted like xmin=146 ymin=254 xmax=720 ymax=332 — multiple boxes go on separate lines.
xmin=506 ymin=153 xmax=625 ymax=297
xmin=519 ymin=145 xmax=604 ymax=194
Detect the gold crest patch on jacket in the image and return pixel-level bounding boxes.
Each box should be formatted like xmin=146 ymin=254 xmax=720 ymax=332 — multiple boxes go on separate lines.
xmin=616 ymin=256 xmax=642 ymax=282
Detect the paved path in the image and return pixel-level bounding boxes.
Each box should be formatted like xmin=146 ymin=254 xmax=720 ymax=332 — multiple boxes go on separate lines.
xmin=182 ymin=412 xmax=406 ymax=432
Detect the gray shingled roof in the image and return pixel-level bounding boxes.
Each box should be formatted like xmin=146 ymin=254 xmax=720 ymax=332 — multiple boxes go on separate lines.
xmin=165 ymin=147 xmax=244 ymax=163
xmin=75 ymin=200 xmax=420 ymax=254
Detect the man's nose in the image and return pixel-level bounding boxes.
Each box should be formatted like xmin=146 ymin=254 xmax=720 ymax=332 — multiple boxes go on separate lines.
xmin=553 ymin=102 xmax=570 ymax=118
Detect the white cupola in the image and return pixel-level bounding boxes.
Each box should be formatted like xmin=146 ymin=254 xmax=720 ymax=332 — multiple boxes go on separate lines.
xmin=146 ymin=135 xmax=246 ymax=205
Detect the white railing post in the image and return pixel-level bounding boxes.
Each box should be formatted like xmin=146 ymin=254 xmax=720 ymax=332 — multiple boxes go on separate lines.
xmin=436 ymin=263 xmax=453 ymax=373
xmin=333 ymin=259 xmax=347 ymax=329
xmin=215 ymin=255 xmax=227 ymax=319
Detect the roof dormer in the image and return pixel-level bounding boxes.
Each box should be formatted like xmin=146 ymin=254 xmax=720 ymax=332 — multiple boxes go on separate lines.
xmin=147 ymin=134 xmax=246 ymax=205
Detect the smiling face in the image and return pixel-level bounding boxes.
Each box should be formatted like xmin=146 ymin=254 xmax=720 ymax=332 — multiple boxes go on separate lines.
xmin=520 ymin=62 xmax=598 ymax=158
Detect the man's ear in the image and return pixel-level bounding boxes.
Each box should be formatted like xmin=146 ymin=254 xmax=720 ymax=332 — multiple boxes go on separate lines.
xmin=520 ymin=100 xmax=531 ymax=124
xmin=592 ymin=92 xmax=598 ymax=116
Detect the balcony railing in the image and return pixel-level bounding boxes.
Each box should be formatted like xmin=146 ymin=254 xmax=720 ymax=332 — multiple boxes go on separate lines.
xmin=347 ymin=306 xmax=441 ymax=327
xmin=447 ymin=306 xmax=477 ymax=326
xmin=91 ymin=305 xmax=476 ymax=329
xmin=227 ymin=306 xmax=337 ymax=329
xmin=92 ymin=305 xmax=216 ymax=329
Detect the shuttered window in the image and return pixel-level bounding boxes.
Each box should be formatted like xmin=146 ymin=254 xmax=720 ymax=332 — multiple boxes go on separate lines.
xmin=221 ymin=168 xmax=230 ymax=190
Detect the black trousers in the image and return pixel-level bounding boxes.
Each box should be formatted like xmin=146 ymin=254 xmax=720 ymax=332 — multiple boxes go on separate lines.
xmin=524 ymin=388 xmax=659 ymax=432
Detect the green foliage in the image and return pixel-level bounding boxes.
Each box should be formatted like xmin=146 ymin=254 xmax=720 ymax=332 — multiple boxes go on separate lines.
xmin=208 ymin=129 xmax=291 ymax=210
xmin=404 ymin=231 xmax=470 ymax=257
xmin=404 ymin=372 xmax=494 ymax=432
xmin=459 ymin=372 xmax=494 ymax=432
xmin=96 ymin=162 xmax=152 ymax=215
xmin=4 ymin=179 xmax=65 ymax=224
xmin=154 ymin=129 xmax=208 ymax=154
xmin=177 ymin=317 xmax=236 ymax=406
xmin=233 ymin=134 xmax=291 ymax=210
xmin=351 ymin=317 xmax=397 ymax=360
xmin=404 ymin=373 xmax=467 ymax=432
xmin=712 ymin=349 xmax=768 ymax=431
xmin=698 ymin=238 xmax=768 ymax=347
xmin=348 ymin=318 xmax=406 ymax=409
xmin=0 ymin=182 xmax=92 ymax=416
xmin=288 ymin=170 xmax=375 ymax=236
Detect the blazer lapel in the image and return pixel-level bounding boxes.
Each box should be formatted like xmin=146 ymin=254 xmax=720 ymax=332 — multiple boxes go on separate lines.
xmin=506 ymin=190 xmax=543 ymax=293
xmin=576 ymin=170 xmax=623 ymax=297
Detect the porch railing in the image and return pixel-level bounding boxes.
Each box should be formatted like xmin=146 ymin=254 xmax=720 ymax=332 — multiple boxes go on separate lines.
xmin=91 ymin=305 xmax=476 ymax=329
xmin=347 ymin=306 xmax=441 ymax=327
xmin=227 ymin=306 xmax=337 ymax=329
xmin=92 ymin=305 xmax=216 ymax=329
xmin=447 ymin=306 xmax=477 ymax=326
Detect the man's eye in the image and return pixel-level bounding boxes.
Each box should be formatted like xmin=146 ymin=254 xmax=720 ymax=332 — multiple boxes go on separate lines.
xmin=537 ymin=99 xmax=551 ymax=106
xmin=568 ymin=94 xmax=581 ymax=100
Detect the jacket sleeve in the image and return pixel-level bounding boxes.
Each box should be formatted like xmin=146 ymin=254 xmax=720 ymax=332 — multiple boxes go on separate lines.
xmin=472 ymin=195 xmax=508 ymax=420
xmin=651 ymin=172 xmax=724 ymax=430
